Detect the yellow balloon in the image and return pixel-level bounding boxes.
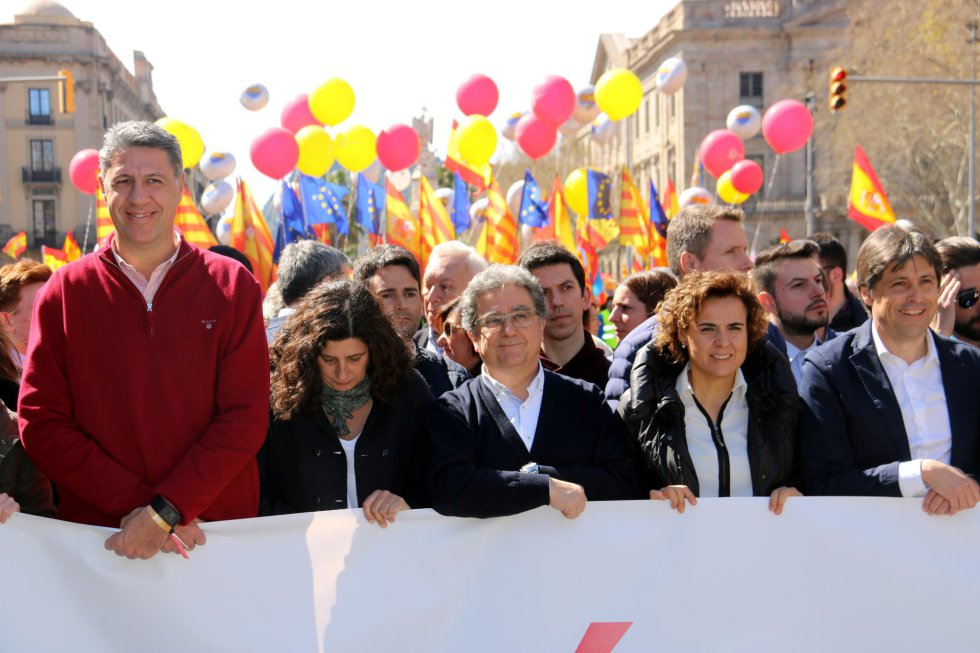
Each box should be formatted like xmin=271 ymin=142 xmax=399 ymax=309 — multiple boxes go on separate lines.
xmin=295 ymin=126 xmax=334 ymax=177
xmin=155 ymin=117 xmax=205 ymax=169
xmin=564 ymin=167 xmax=591 ymax=215
xmin=594 ymin=68 xmax=643 ymax=121
xmin=717 ymin=170 xmax=749 ymax=205
xmin=309 ymin=78 xmax=355 ymax=127
xmin=334 ymin=125 xmax=377 ymax=173
xmin=456 ymin=115 xmax=497 ymax=168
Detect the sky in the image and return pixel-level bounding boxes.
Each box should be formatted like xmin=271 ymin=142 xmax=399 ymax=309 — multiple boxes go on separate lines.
xmin=9 ymin=0 xmax=678 ymax=201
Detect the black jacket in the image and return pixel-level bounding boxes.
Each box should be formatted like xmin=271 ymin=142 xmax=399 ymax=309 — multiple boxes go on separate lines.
xmin=259 ymin=372 xmax=434 ymax=516
xmin=620 ymin=341 xmax=800 ymax=496
xmin=415 ymin=345 xmax=470 ymax=397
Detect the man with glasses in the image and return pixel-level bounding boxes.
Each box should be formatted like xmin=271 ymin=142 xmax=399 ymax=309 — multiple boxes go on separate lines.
xmin=933 ymin=237 xmax=980 ymax=349
xmin=428 ymin=265 xmax=637 ymax=519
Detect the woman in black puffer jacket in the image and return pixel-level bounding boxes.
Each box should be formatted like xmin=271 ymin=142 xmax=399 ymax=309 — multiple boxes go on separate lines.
xmin=619 ymin=271 xmax=801 ymax=515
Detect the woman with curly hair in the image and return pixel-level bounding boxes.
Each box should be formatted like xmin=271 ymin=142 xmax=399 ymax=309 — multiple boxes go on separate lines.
xmin=260 ymin=279 xmax=434 ymax=526
xmin=620 ymin=271 xmax=801 ymax=515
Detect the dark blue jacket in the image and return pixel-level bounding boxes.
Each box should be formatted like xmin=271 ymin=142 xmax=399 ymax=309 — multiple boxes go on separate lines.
xmin=415 ymin=345 xmax=469 ymax=397
xmin=605 ymin=314 xmax=658 ymax=411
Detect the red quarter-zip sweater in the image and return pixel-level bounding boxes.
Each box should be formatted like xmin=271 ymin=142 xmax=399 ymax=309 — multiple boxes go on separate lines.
xmin=19 ymin=238 xmax=270 ymax=527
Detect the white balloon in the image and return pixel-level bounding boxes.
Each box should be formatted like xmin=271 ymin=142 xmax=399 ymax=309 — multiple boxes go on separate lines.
xmin=506 ymin=180 xmax=525 ymax=217
xmin=559 ymin=116 xmax=584 ymax=136
xmin=591 ymin=114 xmax=615 ymax=146
xmin=679 ymin=186 xmax=713 ymax=209
xmin=501 ymin=112 xmax=524 ymax=141
xmin=655 ymin=57 xmax=688 ymax=95
xmin=469 ymin=197 xmax=490 ymax=222
xmin=240 ymin=84 xmax=269 ymax=111
xmin=201 ymin=180 xmax=235 ymax=216
xmin=434 ymin=187 xmax=454 ymax=209
xmin=216 ymin=215 xmax=234 ymax=246
xmin=388 ymin=168 xmax=412 ymax=192
xmin=726 ymin=105 xmax=762 ymax=140
xmin=572 ymin=85 xmax=600 ymax=124
xmin=199 ymin=152 xmax=237 ymax=181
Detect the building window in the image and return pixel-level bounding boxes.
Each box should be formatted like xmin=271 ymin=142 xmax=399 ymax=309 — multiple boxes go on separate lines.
xmin=644 ymin=98 xmax=650 ymax=133
xmin=28 ymin=88 xmax=52 ymax=125
xmin=740 ymin=72 xmax=764 ymax=107
xmin=32 ymin=199 xmax=57 ymax=246
xmin=31 ymin=140 xmax=55 ymax=175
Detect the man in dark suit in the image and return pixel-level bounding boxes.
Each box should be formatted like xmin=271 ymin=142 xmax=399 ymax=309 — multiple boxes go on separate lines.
xmin=414 ymin=241 xmax=487 ymax=355
xmin=428 ymin=265 xmax=637 ymax=519
xmin=800 ymin=226 xmax=980 ymax=515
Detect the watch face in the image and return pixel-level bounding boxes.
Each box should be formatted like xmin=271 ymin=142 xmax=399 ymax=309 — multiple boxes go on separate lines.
xmin=160 ymin=506 xmax=180 ymax=525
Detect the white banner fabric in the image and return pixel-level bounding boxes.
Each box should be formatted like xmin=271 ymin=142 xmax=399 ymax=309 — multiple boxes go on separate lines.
xmin=3 ymin=498 xmax=979 ymax=652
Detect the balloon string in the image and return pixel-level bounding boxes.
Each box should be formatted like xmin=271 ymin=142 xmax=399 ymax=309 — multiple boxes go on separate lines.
xmin=764 ymin=154 xmax=781 ymax=197
xmin=82 ymin=194 xmax=94 ymax=253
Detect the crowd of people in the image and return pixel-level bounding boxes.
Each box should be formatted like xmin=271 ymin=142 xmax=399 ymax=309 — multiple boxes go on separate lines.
xmin=1 ymin=120 xmax=978 ymax=559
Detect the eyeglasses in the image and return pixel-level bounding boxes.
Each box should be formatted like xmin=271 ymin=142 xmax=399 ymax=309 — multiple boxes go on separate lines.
xmin=957 ymin=288 xmax=980 ymax=309
xmin=443 ymin=322 xmax=462 ymax=337
xmin=476 ymin=309 xmax=535 ymax=333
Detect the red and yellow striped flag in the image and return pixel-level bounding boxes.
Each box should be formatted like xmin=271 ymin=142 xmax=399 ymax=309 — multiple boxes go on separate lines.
xmin=63 ymin=232 xmax=81 ymax=262
xmin=41 ymin=246 xmax=68 ymax=271
xmin=2 ymin=231 xmax=26 ymax=259
xmin=418 ymin=177 xmax=455 ymax=266
xmin=175 ymin=188 xmax=218 ymax=249
xmin=532 ymin=176 xmax=576 ymax=252
xmin=779 ymin=228 xmax=792 ymax=243
xmin=230 ymin=178 xmax=276 ymax=294
xmin=848 ymin=145 xmax=895 ymax=232
xmin=95 ymin=185 xmax=114 ymax=247
xmin=485 ymin=177 xmax=519 ymax=264
xmin=446 ymin=121 xmax=491 ymax=191
xmin=619 ymin=166 xmax=651 ymax=263
xmin=663 ymin=178 xmax=679 ymax=219
xmin=385 ymin=178 xmax=421 ymax=262
xmin=311 ymin=224 xmax=331 ymax=245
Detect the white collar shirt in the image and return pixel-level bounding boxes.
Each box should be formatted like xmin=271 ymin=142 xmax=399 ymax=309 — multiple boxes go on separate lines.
xmin=480 ymin=363 xmax=546 ymax=452
xmin=784 ymin=332 xmax=823 ymax=387
xmin=111 ymin=230 xmax=182 ymax=304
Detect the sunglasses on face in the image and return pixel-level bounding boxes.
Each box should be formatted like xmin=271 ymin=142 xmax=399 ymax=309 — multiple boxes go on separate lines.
xmin=443 ymin=322 xmax=461 ymax=337
xmin=957 ymin=288 xmax=980 ymax=309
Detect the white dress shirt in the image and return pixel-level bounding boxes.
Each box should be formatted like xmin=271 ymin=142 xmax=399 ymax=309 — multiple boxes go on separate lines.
xmin=675 ymin=363 xmax=753 ymax=497
xmin=871 ymin=324 xmax=952 ymax=497
xmin=425 ymin=328 xmax=443 ymax=355
xmin=480 ymin=364 xmax=546 ymax=452
xmin=784 ymin=333 xmax=826 ymax=387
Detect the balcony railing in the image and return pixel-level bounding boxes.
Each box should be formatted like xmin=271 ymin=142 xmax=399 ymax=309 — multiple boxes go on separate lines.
xmin=27 ymin=114 xmax=53 ymax=126
xmin=22 ymin=167 xmax=62 ymax=183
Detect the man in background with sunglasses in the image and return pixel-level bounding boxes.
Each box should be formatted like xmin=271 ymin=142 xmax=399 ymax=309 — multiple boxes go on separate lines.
xmin=933 ymin=237 xmax=980 ymax=348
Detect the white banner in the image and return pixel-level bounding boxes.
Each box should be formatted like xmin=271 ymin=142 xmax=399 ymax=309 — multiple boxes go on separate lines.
xmin=3 ymin=499 xmax=979 ymax=652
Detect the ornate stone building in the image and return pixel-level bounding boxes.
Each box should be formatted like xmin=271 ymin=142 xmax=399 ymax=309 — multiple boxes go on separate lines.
xmin=0 ymin=1 xmax=164 ymax=248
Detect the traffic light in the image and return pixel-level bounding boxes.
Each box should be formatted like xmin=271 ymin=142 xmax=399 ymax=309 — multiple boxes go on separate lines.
xmin=829 ymin=67 xmax=847 ymax=112
xmin=57 ymin=68 xmax=75 ymax=113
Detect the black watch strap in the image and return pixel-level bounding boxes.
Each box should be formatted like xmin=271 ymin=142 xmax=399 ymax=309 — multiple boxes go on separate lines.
xmin=150 ymin=495 xmax=182 ymax=528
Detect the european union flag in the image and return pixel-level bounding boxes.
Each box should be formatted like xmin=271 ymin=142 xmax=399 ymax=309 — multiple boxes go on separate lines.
xmin=649 ymin=180 xmax=669 ymax=238
xmin=451 ymin=173 xmax=471 ymax=232
xmin=274 ymin=180 xmax=311 ymax=263
xmin=356 ymin=174 xmax=386 ymax=235
xmin=300 ymin=174 xmax=349 ymax=235
xmin=587 ymin=170 xmax=613 ymax=220
xmin=518 ymin=170 xmax=549 ymax=228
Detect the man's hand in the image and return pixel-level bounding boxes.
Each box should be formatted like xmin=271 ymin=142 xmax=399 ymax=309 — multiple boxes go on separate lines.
xmin=362 ymin=490 xmax=410 ymax=529
xmin=161 ymin=519 xmax=206 ymax=554
xmin=768 ymin=486 xmax=803 ymax=516
xmin=548 ymin=478 xmax=586 ymax=519
xmin=921 ymin=460 xmax=980 ymax=515
xmin=0 ymin=492 xmax=20 ymax=524
xmin=650 ymin=485 xmax=697 ymax=513
xmin=930 ymin=271 xmax=961 ymax=337
xmin=104 ymin=506 xmax=169 ymax=559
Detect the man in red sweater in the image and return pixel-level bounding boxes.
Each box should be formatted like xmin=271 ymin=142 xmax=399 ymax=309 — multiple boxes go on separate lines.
xmin=19 ymin=121 xmax=269 ymax=559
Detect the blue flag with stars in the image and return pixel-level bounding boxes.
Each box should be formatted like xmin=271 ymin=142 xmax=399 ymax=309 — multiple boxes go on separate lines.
xmin=451 ymin=173 xmax=471 ymax=232
xmin=300 ymin=174 xmax=349 ymax=235
xmin=356 ymin=174 xmax=386 ymax=235
xmin=274 ymin=180 xmax=311 ymax=263
xmin=518 ymin=170 xmax=549 ymax=228
xmin=587 ymin=169 xmax=613 ymax=220
xmin=649 ymin=180 xmax=669 ymax=238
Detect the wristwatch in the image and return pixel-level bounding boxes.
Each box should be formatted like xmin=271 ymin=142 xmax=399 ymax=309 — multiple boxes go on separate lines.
xmin=519 ymin=462 xmax=540 ymax=474
xmin=150 ymin=495 xmax=182 ymax=528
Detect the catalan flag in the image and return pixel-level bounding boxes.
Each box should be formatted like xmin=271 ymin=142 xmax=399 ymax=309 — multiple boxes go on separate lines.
xmin=446 ymin=120 xmax=491 ymax=191
xmin=41 ymin=245 xmax=68 ymax=271
xmin=231 ymin=177 xmax=276 ymax=294
xmin=418 ymin=177 xmax=455 ymax=265
xmin=385 ymin=178 xmax=421 ymax=261
xmin=663 ymin=178 xmax=680 ymax=219
xmin=2 ymin=232 xmax=26 ymax=259
xmin=576 ymin=217 xmax=601 ymax=303
xmin=485 ymin=177 xmax=519 ymax=264
xmin=63 ymin=231 xmax=81 ymax=262
xmin=95 ymin=185 xmax=114 ymax=247
xmin=619 ymin=167 xmax=651 ymax=262
xmin=848 ymin=145 xmax=896 ymax=232
xmin=174 ymin=188 xmax=218 ymax=249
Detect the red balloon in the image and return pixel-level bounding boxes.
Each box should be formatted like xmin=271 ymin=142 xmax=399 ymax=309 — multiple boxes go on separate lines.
xmin=280 ymin=94 xmax=321 ymax=135
xmin=456 ymin=74 xmax=499 ymax=117
xmin=250 ymin=127 xmax=299 ymax=179
xmin=730 ymin=160 xmax=764 ymax=195
xmin=69 ymin=148 xmax=101 ymax=195
xmin=515 ymin=113 xmax=557 ymax=160
xmin=762 ymin=99 xmax=813 ymax=154
xmin=376 ymin=124 xmax=420 ymax=172
xmin=531 ymin=75 xmax=576 ymax=127
xmin=700 ymin=129 xmax=744 ymax=178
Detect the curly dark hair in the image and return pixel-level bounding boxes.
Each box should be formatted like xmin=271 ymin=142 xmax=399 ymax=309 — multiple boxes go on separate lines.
xmin=270 ymin=278 xmax=414 ymax=420
xmin=653 ymin=271 xmax=769 ymax=364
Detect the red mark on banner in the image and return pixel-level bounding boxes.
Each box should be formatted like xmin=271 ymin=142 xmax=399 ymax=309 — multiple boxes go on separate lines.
xmin=575 ymin=622 xmax=632 ymax=653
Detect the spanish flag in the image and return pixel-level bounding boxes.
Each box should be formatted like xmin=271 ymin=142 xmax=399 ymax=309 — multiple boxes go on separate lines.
xmin=446 ymin=121 xmax=491 ymax=192
xmin=779 ymin=228 xmax=792 ymax=243
xmin=385 ymin=178 xmax=421 ymax=262
xmin=848 ymin=145 xmax=896 ymax=232
xmin=662 ymin=178 xmax=680 ymax=219
xmin=485 ymin=177 xmax=518 ymax=264
xmin=418 ymin=177 xmax=455 ymax=266
xmin=174 ymin=188 xmax=218 ymax=249
xmin=63 ymin=232 xmax=81 ymax=262
xmin=2 ymin=232 xmax=26 ymax=259
xmin=95 ymin=185 xmax=114 ymax=247
xmin=41 ymin=246 xmax=68 ymax=271
xmin=532 ymin=176 xmax=576 ymax=252
xmin=618 ymin=167 xmax=651 ymax=263
xmin=230 ymin=178 xmax=276 ymax=294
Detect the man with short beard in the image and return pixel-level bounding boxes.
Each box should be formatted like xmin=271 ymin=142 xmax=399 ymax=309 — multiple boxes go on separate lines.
xmin=752 ymin=240 xmax=836 ymax=385
xmin=933 ymin=236 xmax=980 ymax=348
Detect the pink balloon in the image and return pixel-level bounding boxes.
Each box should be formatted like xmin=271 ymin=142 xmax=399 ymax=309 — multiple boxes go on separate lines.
xmin=280 ymin=94 xmax=321 ymax=135
xmin=700 ymin=129 xmax=744 ymax=178
xmin=69 ymin=148 xmax=101 ymax=195
xmin=762 ymin=99 xmax=813 ymax=154
xmin=730 ymin=160 xmax=764 ymax=195
xmin=376 ymin=124 xmax=420 ymax=172
xmin=250 ymin=127 xmax=299 ymax=179
xmin=531 ymin=75 xmax=576 ymax=127
xmin=456 ymin=74 xmax=499 ymax=117
xmin=515 ymin=113 xmax=557 ymax=160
